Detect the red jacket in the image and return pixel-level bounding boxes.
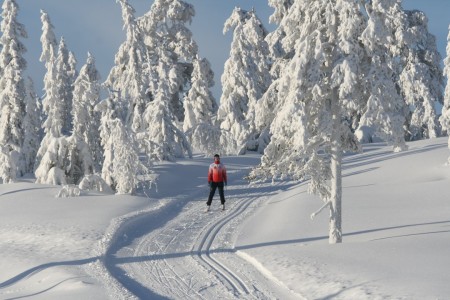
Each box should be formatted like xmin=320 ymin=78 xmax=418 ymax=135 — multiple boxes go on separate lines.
xmin=208 ymin=162 xmax=227 ymax=183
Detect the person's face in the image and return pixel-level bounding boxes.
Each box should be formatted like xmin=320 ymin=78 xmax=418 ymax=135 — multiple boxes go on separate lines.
xmin=214 ymin=156 xmax=220 ymax=162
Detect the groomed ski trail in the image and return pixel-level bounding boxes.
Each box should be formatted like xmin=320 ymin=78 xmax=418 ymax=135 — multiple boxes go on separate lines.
xmin=97 ymin=155 xmax=303 ymax=299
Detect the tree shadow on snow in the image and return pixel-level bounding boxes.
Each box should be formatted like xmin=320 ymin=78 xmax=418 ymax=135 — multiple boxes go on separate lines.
xmin=0 ymin=257 xmax=98 ymax=289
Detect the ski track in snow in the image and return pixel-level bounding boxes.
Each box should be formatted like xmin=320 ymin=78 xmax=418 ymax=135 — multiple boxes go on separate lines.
xmin=94 ymin=158 xmax=303 ymax=299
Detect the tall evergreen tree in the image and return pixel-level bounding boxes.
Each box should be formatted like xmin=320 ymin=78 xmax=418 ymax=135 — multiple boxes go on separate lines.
xmin=440 ymin=26 xmax=450 ymax=162
xmin=35 ymin=14 xmax=75 ymax=184
xmin=140 ymin=47 xmax=192 ymax=161
xmin=54 ymin=37 xmax=74 ymax=136
xmin=183 ymin=56 xmax=217 ymax=133
xmin=356 ymin=0 xmax=408 ymax=151
xmin=96 ymin=91 xmax=149 ymax=195
xmin=139 ymin=0 xmax=198 ymax=123
xmin=21 ymin=77 xmax=42 ymax=174
xmin=400 ymin=10 xmax=443 ymax=140
xmin=217 ymin=7 xmax=271 ymax=154
xmin=67 ymin=53 xmax=102 ymax=183
xmin=39 ymin=10 xmax=57 ymax=69
xmin=183 ymin=56 xmax=227 ymax=155
xmin=0 ymin=0 xmax=28 ymax=182
xmin=105 ymin=0 xmax=149 ymax=132
xmin=250 ymin=0 xmax=374 ymax=244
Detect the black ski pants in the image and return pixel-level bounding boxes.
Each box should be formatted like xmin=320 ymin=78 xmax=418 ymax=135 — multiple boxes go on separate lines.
xmin=207 ymin=182 xmax=225 ymax=205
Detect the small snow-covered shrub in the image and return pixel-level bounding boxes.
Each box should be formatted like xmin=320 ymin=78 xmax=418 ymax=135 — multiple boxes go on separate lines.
xmin=78 ymin=174 xmax=113 ymax=193
xmin=56 ymin=184 xmax=81 ymax=198
xmin=355 ymin=125 xmax=384 ymax=144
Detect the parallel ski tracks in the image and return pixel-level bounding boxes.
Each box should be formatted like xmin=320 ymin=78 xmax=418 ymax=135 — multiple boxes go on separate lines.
xmin=107 ymin=178 xmax=297 ymax=299
xmin=192 ymin=195 xmax=260 ymax=297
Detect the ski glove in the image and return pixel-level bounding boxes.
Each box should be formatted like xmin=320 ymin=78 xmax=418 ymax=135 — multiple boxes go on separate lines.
xmin=224 ymin=181 xmax=227 ymax=186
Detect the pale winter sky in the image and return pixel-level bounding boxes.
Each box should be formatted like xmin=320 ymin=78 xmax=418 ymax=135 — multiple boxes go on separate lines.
xmin=14 ymin=0 xmax=450 ymax=100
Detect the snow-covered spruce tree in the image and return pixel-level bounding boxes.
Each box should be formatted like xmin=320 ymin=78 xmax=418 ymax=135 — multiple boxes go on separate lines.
xmin=0 ymin=0 xmax=28 ymax=182
xmin=68 ymin=51 xmax=78 ymax=84
xmin=440 ymin=26 xmax=450 ymax=161
xmin=21 ymin=77 xmax=42 ymax=174
xmin=250 ymin=1 xmax=296 ymax=155
xmin=400 ymin=10 xmax=443 ymax=140
xmin=96 ymin=91 xmax=150 ymax=195
xmin=250 ymin=0 xmax=370 ymax=244
xmin=140 ymin=47 xmax=192 ymax=161
xmin=183 ymin=56 xmax=217 ymax=132
xmin=266 ymin=0 xmax=295 ymax=71
xmin=54 ymin=37 xmax=75 ymax=136
xmin=35 ymin=41 xmax=69 ymax=183
xmin=138 ymin=0 xmax=198 ymax=123
xmin=217 ymin=7 xmax=271 ymax=154
xmin=356 ymin=0 xmax=407 ymax=151
xmin=182 ymin=56 xmax=222 ymax=155
xmin=67 ymin=53 xmax=102 ymax=184
xmin=39 ymin=10 xmax=57 ymax=69
xmin=268 ymin=0 xmax=294 ymax=25
xmin=105 ymin=0 xmax=149 ymax=132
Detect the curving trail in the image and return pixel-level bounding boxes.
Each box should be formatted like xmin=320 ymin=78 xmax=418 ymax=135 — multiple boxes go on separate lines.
xmin=101 ymin=156 xmax=301 ymax=299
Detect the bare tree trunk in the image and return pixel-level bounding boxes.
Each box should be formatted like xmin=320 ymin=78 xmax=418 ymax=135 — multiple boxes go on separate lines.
xmin=329 ymin=87 xmax=342 ymax=244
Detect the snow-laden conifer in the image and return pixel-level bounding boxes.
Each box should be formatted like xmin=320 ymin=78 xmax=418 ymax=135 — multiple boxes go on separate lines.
xmin=183 ymin=56 xmax=217 ymax=132
xmin=96 ymin=92 xmax=150 ymax=195
xmin=183 ymin=56 xmax=222 ymax=154
xmin=67 ymin=53 xmax=102 ymax=183
xmin=140 ymin=48 xmax=192 ymax=161
xmin=54 ymin=38 xmax=74 ymax=136
xmin=39 ymin=10 xmax=57 ymax=68
xmin=105 ymin=0 xmax=149 ymax=132
xmin=0 ymin=0 xmax=28 ymax=182
xmin=440 ymin=26 xmax=450 ymax=160
xmin=400 ymin=10 xmax=443 ymax=140
xmin=35 ymin=17 xmax=71 ymax=184
xmin=68 ymin=51 xmax=78 ymax=84
xmin=21 ymin=77 xmax=42 ymax=174
xmin=139 ymin=0 xmax=198 ymax=123
xmin=357 ymin=0 xmax=407 ymax=151
xmin=250 ymin=0 xmax=369 ymax=244
xmin=268 ymin=0 xmax=294 ymax=24
xmin=217 ymin=7 xmax=271 ymax=154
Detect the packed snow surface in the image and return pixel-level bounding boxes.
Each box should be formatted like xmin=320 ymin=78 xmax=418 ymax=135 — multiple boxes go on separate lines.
xmin=1 ymin=137 xmax=450 ymax=299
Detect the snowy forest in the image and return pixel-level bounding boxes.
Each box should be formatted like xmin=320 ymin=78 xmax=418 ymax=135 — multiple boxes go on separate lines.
xmin=2 ymin=0 xmax=450 ymax=244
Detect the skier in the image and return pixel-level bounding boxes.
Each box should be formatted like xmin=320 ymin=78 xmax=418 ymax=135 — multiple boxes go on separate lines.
xmin=206 ymin=154 xmax=227 ymax=212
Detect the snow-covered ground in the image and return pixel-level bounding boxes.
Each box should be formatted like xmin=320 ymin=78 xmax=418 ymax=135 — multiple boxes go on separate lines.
xmin=1 ymin=137 xmax=450 ymax=299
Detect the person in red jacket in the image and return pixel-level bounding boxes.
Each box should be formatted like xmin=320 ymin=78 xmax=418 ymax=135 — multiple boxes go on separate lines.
xmin=206 ymin=154 xmax=227 ymax=211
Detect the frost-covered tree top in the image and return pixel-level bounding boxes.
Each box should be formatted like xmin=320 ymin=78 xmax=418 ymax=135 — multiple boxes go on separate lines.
xmin=138 ymin=0 xmax=199 ymax=123
xmin=105 ymin=0 xmax=149 ymax=130
xmin=268 ymin=0 xmax=294 ymax=24
xmin=39 ymin=10 xmax=56 ymax=67
xmin=139 ymin=0 xmax=197 ymax=61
